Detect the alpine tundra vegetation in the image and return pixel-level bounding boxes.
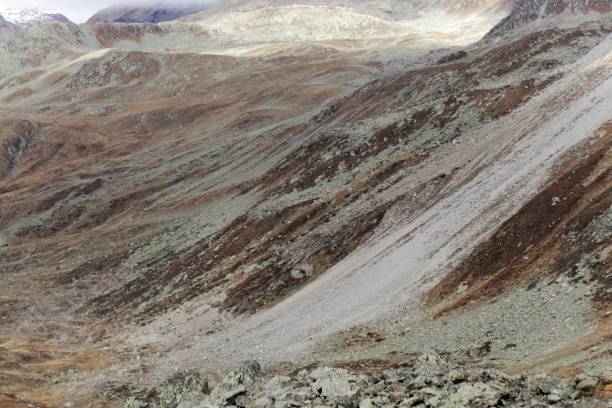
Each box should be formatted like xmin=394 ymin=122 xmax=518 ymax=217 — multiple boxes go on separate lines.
xmin=0 ymin=0 xmax=610 ymax=407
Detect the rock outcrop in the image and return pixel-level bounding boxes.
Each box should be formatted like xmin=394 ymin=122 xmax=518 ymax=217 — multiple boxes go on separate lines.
xmin=121 ymin=354 xmax=610 ymax=407
xmin=486 ymin=0 xmax=612 ymax=39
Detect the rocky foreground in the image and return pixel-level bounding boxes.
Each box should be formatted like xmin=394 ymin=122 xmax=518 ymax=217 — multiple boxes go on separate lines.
xmin=116 ymin=354 xmax=609 ymax=408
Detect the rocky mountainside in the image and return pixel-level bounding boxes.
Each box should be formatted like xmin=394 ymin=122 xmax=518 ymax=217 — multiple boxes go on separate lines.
xmin=0 ymin=1 xmax=610 ymax=407
xmin=487 ymin=0 xmax=612 ymax=38
xmin=178 ymin=0 xmax=513 ymax=45
xmin=118 ymin=356 xmax=607 ymax=408
xmin=188 ymin=0 xmax=514 ymax=23
xmin=87 ymin=1 xmax=216 ymax=23
xmin=201 ymin=0 xmax=514 ymax=19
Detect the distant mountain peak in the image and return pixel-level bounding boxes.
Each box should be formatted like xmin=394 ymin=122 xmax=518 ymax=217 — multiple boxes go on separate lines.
xmin=0 ymin=7 xmax=72 ymax=26
xmin=86 ymin=1 xmax=216 ymax=24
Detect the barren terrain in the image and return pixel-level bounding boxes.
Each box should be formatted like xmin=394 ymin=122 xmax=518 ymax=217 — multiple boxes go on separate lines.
xmin=0 ymin=1 xmax=610 ymax=407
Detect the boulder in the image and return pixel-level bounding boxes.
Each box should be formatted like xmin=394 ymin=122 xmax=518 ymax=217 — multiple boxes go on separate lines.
xmin=158 ymin=370 xmax=209 ymax=408
xmin=290 ymin=263 xmax=315 ymax=280
xmin=202 ymin=361 xmax=263 ymax=407
xmin=576 ymin=375 xmax=599 ymax=395
xmin=414 ymin=387 xmax=443 ymax=407
xmin=122 ymin=369 xmax=208 ymax=408
xmin=447 ymin=369 xmax=468 ymax=384
xmin=252 ymin=375 xmax=313 ymax=407
xmin=310 ymin=367 xmax=359 ymax=407
xmin=359 ymin=398 xmax=375 ymax=408
xmin=446 ymin=383 xmax=503 ymax=407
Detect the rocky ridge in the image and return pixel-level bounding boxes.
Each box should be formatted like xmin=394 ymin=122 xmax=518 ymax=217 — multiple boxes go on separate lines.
xmin=117 ymin=355 xmax=610 ymax=407
xmin=486 ymin=0 xmax=612 ymax=39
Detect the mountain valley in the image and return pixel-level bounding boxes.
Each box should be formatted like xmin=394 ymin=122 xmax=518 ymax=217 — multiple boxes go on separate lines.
xmin=0 ymin=1 xmax=610 ymax=407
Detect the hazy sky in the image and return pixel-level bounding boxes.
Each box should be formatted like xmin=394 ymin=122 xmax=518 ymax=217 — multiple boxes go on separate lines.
xmin=0 ymin=0 xmax=217 ymax=23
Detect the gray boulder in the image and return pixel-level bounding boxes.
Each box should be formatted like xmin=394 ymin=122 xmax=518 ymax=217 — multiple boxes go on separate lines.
xmin=445 ymin=383 xmax=503 ymax=407
xmin=252 ymin=375 xmax=313 ymax=408
xmin=195 ymin=361 xmax=262 ymax=407
xmin=310 ymin=367 xmax=359 ymax=407
xmin=159 ymin=370 xmax=209 ymax=408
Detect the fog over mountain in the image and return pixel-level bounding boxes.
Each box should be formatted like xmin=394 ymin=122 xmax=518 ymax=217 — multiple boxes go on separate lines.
xmin=86 ymin=1 xmax=220 ymax=23
xmin=0 ymin=0 xmax=220 ymax=22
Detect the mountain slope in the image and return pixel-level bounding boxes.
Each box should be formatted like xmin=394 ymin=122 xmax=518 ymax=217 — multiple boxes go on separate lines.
xmin=182 ymin=30 xmax=612 ymax=361
xmin=487 ymin=0 xmax=612 ymax=38
xmin=0 ymin=1 xmax=610 ymax=406
xmin=199 ymin=0 xmax=514 ymax=19
xmin=182 ymin=1 xmax=511 ymax=46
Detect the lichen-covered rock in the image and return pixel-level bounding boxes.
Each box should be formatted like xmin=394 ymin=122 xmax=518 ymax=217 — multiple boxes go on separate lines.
xmin=122 ymin=370 xmax=208 ymax=408
xmin=310 ymin=367 xmax=359 ymax=407
xmin=445 ymin=382 xmax=503 ymax=407
xmin=159 ymin=370 xmax=209 ymax=408
xmin=202 ymin=361 xmax=263 ymax=407
xmin=414 ymin=352 xmax=448 ymax=376
xmin=121 ymin=355 xmax=609 ymax=408
xmin=251 ymin=375 xmax=313 ymax=408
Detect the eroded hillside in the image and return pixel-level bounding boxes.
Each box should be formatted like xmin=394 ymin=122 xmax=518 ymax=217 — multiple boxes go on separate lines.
xmin=0 ymin=1 xmax=610 ymax=407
